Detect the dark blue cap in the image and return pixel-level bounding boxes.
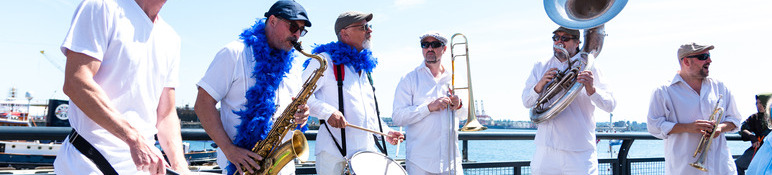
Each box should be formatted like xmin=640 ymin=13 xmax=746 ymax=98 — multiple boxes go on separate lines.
xmin=264 ymin=0 xmax=311 ymax=27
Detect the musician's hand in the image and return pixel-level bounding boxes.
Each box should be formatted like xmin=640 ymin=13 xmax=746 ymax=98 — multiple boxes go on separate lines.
xmin=685 ymin=120 xmax=714 ymax=136
xmin=712 ymin=122 xmax=736 ymax=138
xmin=535 ymin=68 xmax=559 ymax=93
xmin=449 ymin=95 xmax=461 ymax=110
xmin=127 ymin=137 xmax=166 ymax=175
xmin=386 ymin=131 xmax=405 ymax=145
xmin=327 ymin=111 xmax=348 ymax=128
xmin=222 ymin=143 xmax=262 ymax=174
xmin=294 ymin=104 xmax=310 ymax=126
xmin=428 ymin=97 xmax=450 ymax=112
xmin=577 ymin=70 xmax=595 ymax=95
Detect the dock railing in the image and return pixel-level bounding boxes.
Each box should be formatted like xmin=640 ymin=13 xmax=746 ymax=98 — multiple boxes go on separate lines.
xmin=0 ymin=126 xmax=743 ymax=175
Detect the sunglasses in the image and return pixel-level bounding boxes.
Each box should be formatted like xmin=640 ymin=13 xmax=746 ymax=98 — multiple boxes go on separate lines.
xmin=345 ymin=24 xmax=373 ymax=31
xmin=552 ymin=35 xmax=576 ymax=42
xmin=278 ymin=18 xmax=307 ymax=37
xmin=686 ymin=53 xmax=710 ymax=60
xmin=420 ymin=41 xmax=444 ymax=49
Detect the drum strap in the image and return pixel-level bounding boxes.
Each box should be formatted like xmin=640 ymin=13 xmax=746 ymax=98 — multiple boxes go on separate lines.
xmin=320 ymin=64 xmax=348 ymax=157
xmin=367 ymin=73 xmax=389 ymax=155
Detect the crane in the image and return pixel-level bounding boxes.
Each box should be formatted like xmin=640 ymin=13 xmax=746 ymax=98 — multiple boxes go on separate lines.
xmin=39 ymin=50 xmax=65 ymax=72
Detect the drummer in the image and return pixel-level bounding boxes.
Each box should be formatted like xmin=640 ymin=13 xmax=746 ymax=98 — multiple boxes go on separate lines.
xmin=392 ymin=31 xmax=466 ymax=174
xmin=302 ymin=11 xmax=404 ymax=174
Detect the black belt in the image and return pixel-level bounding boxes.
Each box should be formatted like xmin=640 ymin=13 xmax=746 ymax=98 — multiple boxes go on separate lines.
xmin=68 ymin=129 xmax=180 ymax=175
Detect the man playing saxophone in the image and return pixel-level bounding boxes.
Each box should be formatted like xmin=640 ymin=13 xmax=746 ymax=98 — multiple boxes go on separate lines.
xmin=522 ymin=27 xmax=616 ymax=175
xmin=647 ymin=42 xmax=742 ymax=174
xmin=194 ymin=1 xmax=311 ymax=174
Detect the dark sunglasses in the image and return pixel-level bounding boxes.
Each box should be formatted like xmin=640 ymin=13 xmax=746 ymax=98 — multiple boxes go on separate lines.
xmin=552 ymin=35 xmax=576 ymax=42
xmin=278 ymin=18 xmax=307 ymax=37
xmin=686 ymin=53 xmax=710 ymax=60
xmin=345 ymin=24 xmax=372 ymax=31
xmin=420 ymin=41 xmax=444 ymax=49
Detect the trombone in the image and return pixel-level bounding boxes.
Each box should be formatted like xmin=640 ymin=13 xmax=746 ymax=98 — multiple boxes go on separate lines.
xmin=448 ymin=33 xmax=487 ymax=175
xmin=689 ymin=95 xmax=724 ymax=172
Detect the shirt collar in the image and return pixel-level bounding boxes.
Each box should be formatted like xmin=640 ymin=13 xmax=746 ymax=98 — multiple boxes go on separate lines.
xmin=670 ymin=72 xmax=713 ymax=86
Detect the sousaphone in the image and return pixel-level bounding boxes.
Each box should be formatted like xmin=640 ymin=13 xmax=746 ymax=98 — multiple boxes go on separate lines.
xmin=530 ymin=0 xmax=627 ymax=123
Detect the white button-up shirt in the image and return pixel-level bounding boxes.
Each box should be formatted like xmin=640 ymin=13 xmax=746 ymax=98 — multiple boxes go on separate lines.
xmin=522 ymin=55 xmax=616 ymax=151
xmin=303 ymin=52 xmax=393 ymax=158
xmin=647 ymin=74 xmax=741 ymax=175
xmin=392 ymin=64 xmax=467 ymax=173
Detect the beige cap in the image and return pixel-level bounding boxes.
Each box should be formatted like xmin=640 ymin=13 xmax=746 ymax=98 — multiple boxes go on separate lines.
xmin=419 ymin=31 xmax=448 ymax=45
xmin=677 ymin=42 xmax=714 ymax=59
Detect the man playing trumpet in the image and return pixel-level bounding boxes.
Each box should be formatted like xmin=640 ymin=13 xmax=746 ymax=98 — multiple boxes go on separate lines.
xmin=647 ymin=42 xmax=742 ymax=174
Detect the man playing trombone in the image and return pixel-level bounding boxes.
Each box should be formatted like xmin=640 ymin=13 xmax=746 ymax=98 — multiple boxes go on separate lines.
xmin=302 ymin=11 xmax=403 ymax=174
xmin=647 ymin=42 xmax=742 ymax=174
xmin=522 ymin=27 xmax=616 ymax=175
xmin=392 ymin=32 xmax=466 ymax=175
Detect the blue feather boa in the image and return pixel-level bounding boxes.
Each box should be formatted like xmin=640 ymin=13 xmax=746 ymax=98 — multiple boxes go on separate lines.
xmin=227 ymin=18 xmax=295 ymax=174
xmin=302 ymin=41 xmax=377 ymax=73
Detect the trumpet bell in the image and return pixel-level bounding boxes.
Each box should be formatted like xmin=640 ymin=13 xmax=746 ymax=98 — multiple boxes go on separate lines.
xmin=544 ymin=0 xmax=628 ymax=29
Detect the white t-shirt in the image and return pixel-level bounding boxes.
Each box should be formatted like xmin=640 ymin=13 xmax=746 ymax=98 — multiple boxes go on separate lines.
xmin=197 ymin=41 xmax=300 ymax=174
xmin=54 ymin=0 xmax=180 ymax=174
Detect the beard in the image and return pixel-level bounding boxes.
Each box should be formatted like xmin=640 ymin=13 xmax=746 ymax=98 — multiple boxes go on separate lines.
xmin=362 ymin=38 xmax=371 ymax=49
xmin=425 ymin=51 xmax=439 ymax=64
xmin=698 ymin=63 xmax=710 ymax=78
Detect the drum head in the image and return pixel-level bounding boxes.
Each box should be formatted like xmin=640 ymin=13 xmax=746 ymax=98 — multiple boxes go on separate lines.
xmin=348 ymin=151 xmax=406 ymax=175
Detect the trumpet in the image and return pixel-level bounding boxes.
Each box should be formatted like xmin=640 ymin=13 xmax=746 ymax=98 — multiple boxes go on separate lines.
xmin=689 ymin=95 xmax=724 ymax=172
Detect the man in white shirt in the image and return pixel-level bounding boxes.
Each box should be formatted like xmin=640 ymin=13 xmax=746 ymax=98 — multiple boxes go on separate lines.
xmin=392 ymin=32 xmax=465 ymax=175
xmin=194 ymin=1 xmax=311 ymax=174
xmin=303 ymin=11 xmax=403 ymax=174
xmin=522 ymin=27 xmax=616 ymax=175
xmin=55 ymin=0 xmax=189 ymax=174
xmin=647 ymin=42 xmax=741 ymax=175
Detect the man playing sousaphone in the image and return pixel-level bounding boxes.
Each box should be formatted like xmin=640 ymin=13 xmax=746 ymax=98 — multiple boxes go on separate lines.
xmin=521 ymin=27 xmax=616 ymax=175
xmin=302 ymin=11 xmax=403 ymax=174
xmin=647 ymin=42 xmax=742 ymax=174
xmin=194 ymin=1 xmax=312 ymax=174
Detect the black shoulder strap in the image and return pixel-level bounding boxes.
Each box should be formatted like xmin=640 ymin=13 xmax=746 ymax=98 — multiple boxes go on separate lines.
xmin=324 ymin=64 xmax=347 ymax=157
xmin=367 ymin=73 xmax=389 ymax=155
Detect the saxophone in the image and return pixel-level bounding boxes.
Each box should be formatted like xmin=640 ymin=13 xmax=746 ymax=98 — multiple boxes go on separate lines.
xmin=236 ymin=41 xmax=327 ymax=175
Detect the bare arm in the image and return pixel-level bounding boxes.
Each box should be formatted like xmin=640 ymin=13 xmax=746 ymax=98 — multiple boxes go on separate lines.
xmin=155 ymin=88 xmax=189 ymax=173
xmin=194 ymin=87 xmax=261 ymax=174
xmin=62 ymin=50 xmax=165 ymax=174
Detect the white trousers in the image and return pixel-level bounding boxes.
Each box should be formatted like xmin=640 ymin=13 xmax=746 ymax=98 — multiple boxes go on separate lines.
xmin=530 ymin=146 xmax=598 ymax=175
xmin=315 ymin=151 xmax=347 ymax=175
xmin=406 ymin=159 xmax=464 ymax=175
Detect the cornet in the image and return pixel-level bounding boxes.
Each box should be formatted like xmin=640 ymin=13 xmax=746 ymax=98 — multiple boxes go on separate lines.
xmin=689 ymin=95 xmax=724 ymax=172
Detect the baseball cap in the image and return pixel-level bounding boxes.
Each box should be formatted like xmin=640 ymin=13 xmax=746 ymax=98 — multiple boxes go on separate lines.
xmin=677 ymin=42 xmax=714 ymax=59
xmin=264 ymin=0 xmax=311 ymax=27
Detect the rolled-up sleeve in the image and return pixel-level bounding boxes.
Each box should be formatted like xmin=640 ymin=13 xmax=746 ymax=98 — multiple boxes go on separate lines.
xmin=589 ymin=66 xmax=615 ymax=113
xmin=721 ymin=88 xmax=743 ymax=133
xmin=647 ymin=87 xmax=675 ymax=139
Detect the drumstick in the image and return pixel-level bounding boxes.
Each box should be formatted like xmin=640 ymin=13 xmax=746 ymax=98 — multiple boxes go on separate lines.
xmin=346 ymin=124 xmax=390 ymax=137
xmin=395 ymin=127 xmax=403 ymax=158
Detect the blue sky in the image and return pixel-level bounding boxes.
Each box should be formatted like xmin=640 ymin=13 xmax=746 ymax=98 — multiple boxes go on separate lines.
xmin=2 ymin=0 xmax=771 ymax=123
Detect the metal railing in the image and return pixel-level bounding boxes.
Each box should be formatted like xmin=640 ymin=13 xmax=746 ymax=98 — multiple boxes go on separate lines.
xmin=0 ymin=126 xmax=744 ymax=175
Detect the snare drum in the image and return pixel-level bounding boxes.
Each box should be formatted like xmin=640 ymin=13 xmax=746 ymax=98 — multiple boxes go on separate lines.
xmin=346 ymin=151 xmax=406 ymax=175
